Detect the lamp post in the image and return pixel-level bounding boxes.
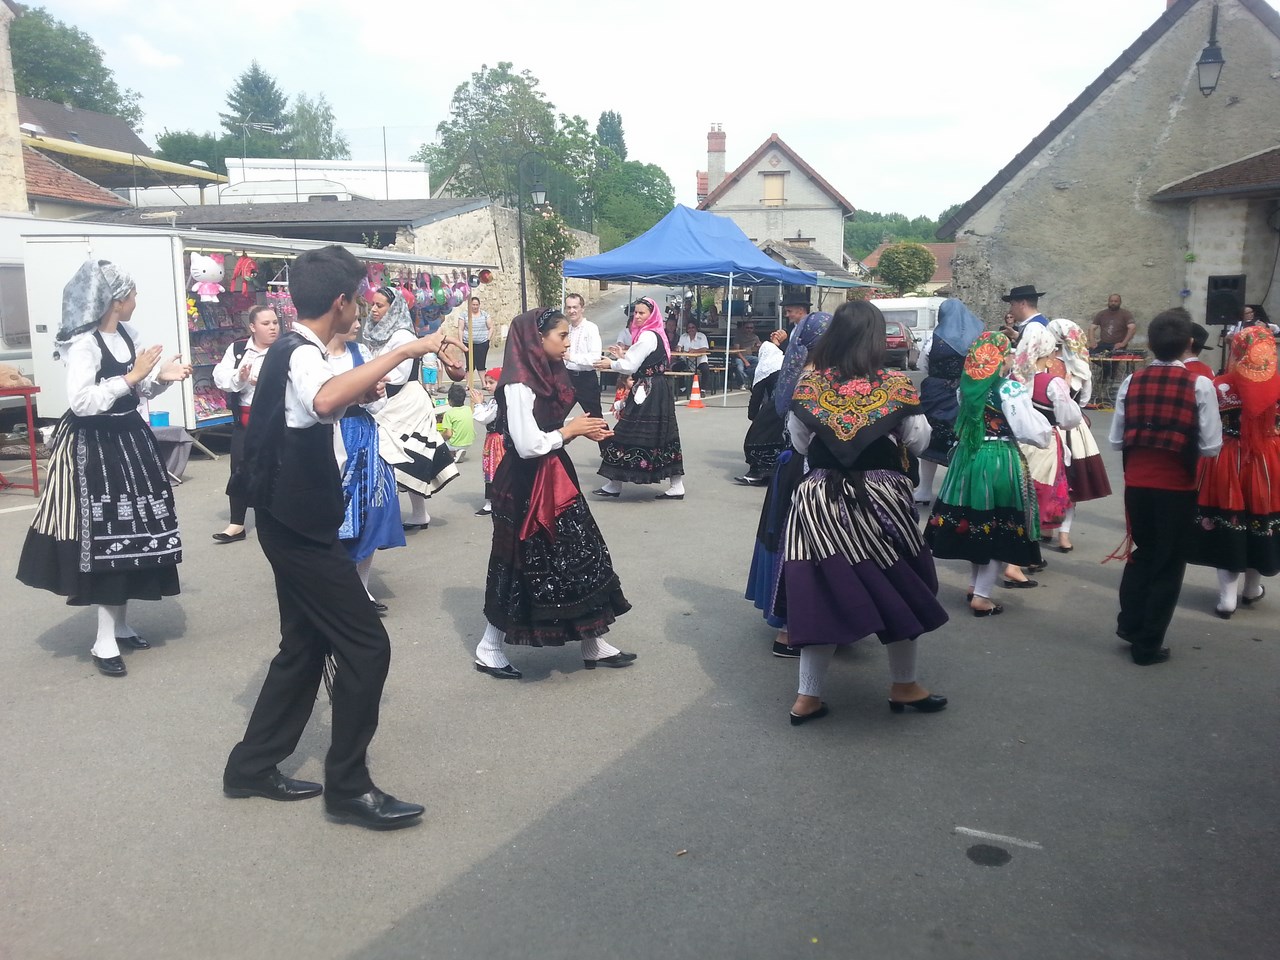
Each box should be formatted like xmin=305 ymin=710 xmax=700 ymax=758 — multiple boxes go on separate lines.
xmin=516 ymin=150 xmax=548 ymax=314
xmin=1196 ymin=2 xmax=1226 ymax=97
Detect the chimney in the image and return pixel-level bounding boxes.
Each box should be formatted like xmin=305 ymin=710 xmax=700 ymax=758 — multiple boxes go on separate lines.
xmin=0 ymin=4 xmax=29 ymax=213
xmin=707 ymin=124 xmax=726 ymax=190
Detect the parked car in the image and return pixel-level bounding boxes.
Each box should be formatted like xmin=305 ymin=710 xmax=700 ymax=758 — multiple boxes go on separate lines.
xmin=885 ymin=319 xmax=920 ymax=370
xmin=874 ymin=296 xmax=946 ymax=340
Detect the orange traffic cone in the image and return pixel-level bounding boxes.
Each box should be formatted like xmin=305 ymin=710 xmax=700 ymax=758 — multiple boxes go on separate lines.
xmin=687 ymin=374 xmax=706 ymax=409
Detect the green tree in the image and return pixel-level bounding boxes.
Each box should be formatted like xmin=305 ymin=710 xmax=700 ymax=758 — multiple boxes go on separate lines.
xmin=219 ymin=61 xmax=290 ymax=158
xmin=154 ymin=129 xmax=229 ymax=175
xmin=594 ymin=158 xmax=673 ymax=250
xmin=10 ymin=6 xmax=143 ymax=130
xmin=875 ymin=242 xmax=937 ymax=296
xmin=596 ymin=110 xmax=626 ymax=161
xmin=288 ymin=93 xmax=350 ymax=160
xmin=935 ymin=202 xmax=964 ymax=240
xmin=844 ymin=209 xmax=946 ymax=260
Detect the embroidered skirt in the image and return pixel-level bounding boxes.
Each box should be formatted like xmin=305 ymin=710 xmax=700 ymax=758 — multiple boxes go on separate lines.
xmin=1189 ymin=435 xmax=1280 ymax=575
xmin=774 ymin=468 xmax=948 ymax=646
xmin=743 ymin=398 xmax=786 ymax=477
xmin=1021 ymin=433 xmax=1070 ymax=530
xmin=745 ymin=449 xmax=804 ymax=629
xmin=1061 ymin=420 xmax=1112 ymax=503
xmin=486 ymin=449 xmax=631 ymax=645
xmin=338 ymin=411 xmax=405 ymax=563
xmin=17 ymin=411 xmax=181 ymax=605
xmin=598 ymin=372 xmax=683 ymax=484
xmin=926 ymin=438 xmax=1042 ymax=566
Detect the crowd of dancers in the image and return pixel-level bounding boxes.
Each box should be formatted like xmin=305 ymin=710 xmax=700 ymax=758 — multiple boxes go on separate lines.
xmin=14 ymin=251 xmax=1278 ymax=827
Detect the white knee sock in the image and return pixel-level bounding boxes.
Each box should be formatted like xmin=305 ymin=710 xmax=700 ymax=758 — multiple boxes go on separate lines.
xmin=1243 ymin=568 xmax=1265 ymax=600
xmin=915 ymin=460 xmax=938 ymax=501
xmin=797 ymin=644 xmax=836 ymax=698
xmin=356 ymin=555 xmax=374 ymax=601
xmin=475 ymin=621 xmax=510 ymax=669
xmin=973 ymin=560 xmax=1001 ymax=600
xmin=1059 ymin=504 xmax=1075 ymax=535
xmin=886 ymin=639 xmax=919 ymax=684
xmin=600 ymin=480 xmax=621 ymax=494
xmin=666 ymin=477 xmax=685 ymax=497
xmin=581 ymin=636 xmax=621 ymax=661
xmin=92 ymin=604 xmax=125 ymax=658
xmin=407 ymin=491 xmax=430 ymax=525
xmin=1217 ymin=569 xmax=1240 ymax=612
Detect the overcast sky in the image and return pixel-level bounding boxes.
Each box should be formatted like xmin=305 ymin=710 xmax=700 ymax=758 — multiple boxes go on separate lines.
xmin=42 ymin=0 xmax=1224 ymax=217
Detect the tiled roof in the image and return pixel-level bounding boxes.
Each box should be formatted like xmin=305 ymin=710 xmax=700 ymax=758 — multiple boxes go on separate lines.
xmin=759 ymin=240 xmax=863 ymax=283
xmin=1152 ymin=143 xmax=1280 ymax=200
xmin=89 ymin=197 xmax=491 ymax=228
xmin=862 ymin=242 xmax=955 ymax=284
xmin=697 ymin=133 xmax=854 ymax=214
xmin=937 ymin=0 xmax=1280 ymax=239
xmin=23 ymin=147 xmax=130 ymax=208
xmin=18 ymin=96 xmax=152 ymax=155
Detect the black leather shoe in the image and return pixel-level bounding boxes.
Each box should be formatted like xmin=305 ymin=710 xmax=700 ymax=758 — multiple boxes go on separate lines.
xmin=1002 ymin=577 xmax=1039 ymax=589
xmin=734 ymin=475 xmax=768 ymax=487
xmin=789 ymin=703 xmax=829 ymax=726
xmin=654 ymin=492 xmax=684 ymax=501
xmin=1242 ymin=584 xmax=1266 ymax=606
xmin=1131 ymin=647 xmax=1171 ymax=666
xmin=116 ymin=634 xmax=150 ymax=650
xmin=325 ymin=788 xmax=424 ymax=829
xmin=223 ymin=770 xmax=323 ymax=801
xmin=592 ymin=488 xmax=621 ymax=498
xmin=371 ymin=600 xmax=388 ymax=613
xmin=402 ymin=522 xmax=429 ymax=531
xmin=474 ymin=506 xmax=492 ymax=516
xmin=583 ymin=651 xmax=637 ymax=669
xmin=1025 ymin=559 xmax=1048 ymax=573
xmin=92 ymin=654 xmax=126 ymax=677
xmin=212 ymin=530 xmax=247 ymax=544
xmin=889 ymin=694 xmax=948 ymax=713
xmin=474 ymin=661 xmax=522 ymax=680
xmin=771 ymin=641 xmax=802 ymax=658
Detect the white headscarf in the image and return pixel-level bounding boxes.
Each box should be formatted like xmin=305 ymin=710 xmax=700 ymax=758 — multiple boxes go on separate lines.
xmin=56 ymin=259 xmax=135 ymax=357
xmin=753 ymin=340 xmax=785 ymax=384
xmin=1010 ymin=322 xmax=1058 ymax=384
xmin=1047 ymin=318 xmax=1091 ymax=394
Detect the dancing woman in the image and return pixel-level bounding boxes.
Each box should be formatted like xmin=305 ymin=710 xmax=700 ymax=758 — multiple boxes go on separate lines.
xmin=736 ymin=329 xmax=789 ymax=486
xmin=926 ymin=332 xmax=1052 ymax=616
xmin=17 ymin=259 xmax=192 ymax=677
xmin=913 ymin=299 xmax=983 ymax=504
xmin=474 ymin=308 xmax=634 ymax=680
xmin=593 ymin=296 xmax=685 ymax=500
xmin=1189 ymin=326 xmax=1280 ymax=618
xmin=775 ymin=301 xmax=949 ymax=725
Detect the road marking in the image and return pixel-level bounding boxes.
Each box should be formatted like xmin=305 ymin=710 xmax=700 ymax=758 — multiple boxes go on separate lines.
xmin=0 ymin=503 xmax=38 ymax=515
xmin=954 ymin=826 xmax=1043 ymax=850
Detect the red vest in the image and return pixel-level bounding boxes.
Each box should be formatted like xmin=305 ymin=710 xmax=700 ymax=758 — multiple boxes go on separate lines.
xmin=1122 ymin=365 xmax=1199 ymax=460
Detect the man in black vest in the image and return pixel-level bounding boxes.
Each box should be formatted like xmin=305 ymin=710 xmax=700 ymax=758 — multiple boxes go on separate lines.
xmin=223 ymin=245 xmax=458 ymax=828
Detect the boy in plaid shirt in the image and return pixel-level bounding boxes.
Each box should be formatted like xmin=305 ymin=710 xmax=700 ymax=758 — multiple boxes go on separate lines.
xmin=1108 ymin=308 xmax=1222 ymax=665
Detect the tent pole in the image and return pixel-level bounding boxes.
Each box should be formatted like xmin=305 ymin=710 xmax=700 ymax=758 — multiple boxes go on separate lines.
xmin=724 ymin=272 xmax=733 ymax=406
xmin=777 ymin=282 xmax=782 ymax=331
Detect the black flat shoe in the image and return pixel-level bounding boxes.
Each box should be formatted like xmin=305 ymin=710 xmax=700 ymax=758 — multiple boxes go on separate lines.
xmin=771 ymin=641 xmax=802 ymax=658
xmin=92 ymin=654 xmax=126 ymax=677
xmin=584 ymin=652 xmax=637 ymax=669
xmin=1242 ymin=584 xmax=1266 ymax=606
xmin=1003 ymin=578 xmax=1039 ymax=589
xmin=1131 ymin=647 xmax=1171 ymax=666
xmin=1214 ymin=606 xmax=1233 ymax=620
xmin=735 ymin=476 xmax=768 ymax=487
xmin=212 ymin=530 xmax=247 ymax=544
xmin=889 ymin=694 xmax=948 ymax=713
xmin=371 ymin=600 xmax=388 ymax=613
xmin=223 ymin=770 xmax=323 ymax=801
xmin=115 ymin=634 xmax=150 ymax=650
xmin=1056 ymin=544 xmax=1074 ymax=553
xmin=654 ymin=492 xmax=684 ymax=501
xmin=325 ymin=788 xmax=424 ymax=829
xmin=971 ymin=603 xmax=1004 ymax=617
xmin=592 ymin=488 xmax=621 ymax=498
xmin=789 ymin=703 xmax=829 ymax=726
xmin=402 ymin=522 xmax=429 ymax=531
xmin=474 ymin=661 xmax=522 ymax=680
xmin=1025 ymin=559 xmax=1048 ymax=572
xmin=474 ymin=506 xmax=492 ymax=516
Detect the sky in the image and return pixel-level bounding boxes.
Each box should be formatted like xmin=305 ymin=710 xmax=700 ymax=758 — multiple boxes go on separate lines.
xmin=37 ymin=0 xmax=1226 ymax=218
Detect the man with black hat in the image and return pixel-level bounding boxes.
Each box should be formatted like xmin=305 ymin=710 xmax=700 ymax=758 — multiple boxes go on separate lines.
xmin=781 ymin=291 xmax=812 ymax=335
xmin=1001 ymin=284 xmax=1049 ymax=346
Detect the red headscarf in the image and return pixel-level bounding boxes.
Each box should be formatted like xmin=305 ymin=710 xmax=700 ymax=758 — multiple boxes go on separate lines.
xmin=629 ymin=296 xmax=671 ymax=359
xmin=497 ymin=308 xmax=576 ymax=429
xmin=1223 ymin=326 xmax=1280 ymax=462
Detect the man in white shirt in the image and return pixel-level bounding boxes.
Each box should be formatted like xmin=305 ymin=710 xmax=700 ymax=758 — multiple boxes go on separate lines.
xmin=563 ymin=292 xmax=603 ymax=417
xmin=1001 ymin=284 xmax=1050 ymax=346
xmin=675 ymin=320 xmax=712 ymax=392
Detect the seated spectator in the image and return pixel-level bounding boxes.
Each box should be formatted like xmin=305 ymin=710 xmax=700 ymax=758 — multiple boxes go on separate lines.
xmin=731 ymin=329 xmax=762 ymax=388
xmin=674 ymin=321 xmax=712 ymax=394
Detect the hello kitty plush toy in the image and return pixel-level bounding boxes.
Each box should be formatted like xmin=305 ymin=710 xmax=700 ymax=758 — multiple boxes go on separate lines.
xmin=190 ymin=253 xmax=225 ymax=302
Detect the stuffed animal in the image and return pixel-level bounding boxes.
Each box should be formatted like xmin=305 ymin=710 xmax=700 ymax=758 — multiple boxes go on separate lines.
xmin=229 ymin=256 xmax=257 ymax=294
xmin=190 ymin=253 xmax=225 ymax=302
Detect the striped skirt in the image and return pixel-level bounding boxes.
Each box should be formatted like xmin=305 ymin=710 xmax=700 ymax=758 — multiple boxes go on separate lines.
xmin=16 ymin=411 xmax=181 ymax=605
xmin=774 ymin=468 xmax=948 ymax=647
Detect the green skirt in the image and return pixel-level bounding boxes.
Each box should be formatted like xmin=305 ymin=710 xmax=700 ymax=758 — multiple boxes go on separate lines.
xmin=925 ymin=439 xmax=1041 ymax=566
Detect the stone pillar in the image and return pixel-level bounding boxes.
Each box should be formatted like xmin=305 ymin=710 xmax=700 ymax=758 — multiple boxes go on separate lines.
xmin=707 ymin=124 xmax=726 ymax=191
xmin=0 ymin=5 xmax=28 ymax=213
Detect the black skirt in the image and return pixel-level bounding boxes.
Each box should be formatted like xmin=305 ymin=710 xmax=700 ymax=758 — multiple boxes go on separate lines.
xmin=485 ymin=448 xmax=631 ymax=645
xmin=17 ymin=411 xmax=181 ymax=605
xmin=598 ymin=371 xmax=683 ymax=483
xmin=743 ymin=388 xmax=786 ymax=475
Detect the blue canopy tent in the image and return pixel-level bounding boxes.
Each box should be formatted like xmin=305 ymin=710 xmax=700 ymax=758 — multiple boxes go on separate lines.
xmin=562 ymin=205 xmax=818 ymax=404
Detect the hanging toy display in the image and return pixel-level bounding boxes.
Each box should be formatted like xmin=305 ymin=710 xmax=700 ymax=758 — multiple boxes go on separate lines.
xmin=478 ymin=269 xmax=494 ymax=284
xmin=189 ymin=252 xmax=226 ymax=303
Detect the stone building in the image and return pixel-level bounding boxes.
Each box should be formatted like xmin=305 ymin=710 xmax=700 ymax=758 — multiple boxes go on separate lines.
xmin=0 ymin=1 xmax=27 ymax=213
xmin=939 ymin=0 xmax=1280 ymax=331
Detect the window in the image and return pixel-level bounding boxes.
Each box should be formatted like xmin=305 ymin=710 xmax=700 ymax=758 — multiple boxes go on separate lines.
xmin=761 ymin=172 xmax=785 ymax=207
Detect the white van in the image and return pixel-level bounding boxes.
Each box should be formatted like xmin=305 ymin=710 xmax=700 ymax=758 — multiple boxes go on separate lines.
xmin=872 ymin=296 xmax=946 ymax=340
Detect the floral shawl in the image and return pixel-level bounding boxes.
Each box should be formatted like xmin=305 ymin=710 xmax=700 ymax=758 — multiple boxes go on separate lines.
xmin=791 ymin=367 xmax=920 ymax=471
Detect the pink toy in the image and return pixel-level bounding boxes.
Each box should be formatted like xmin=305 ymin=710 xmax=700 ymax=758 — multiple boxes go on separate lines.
xmin=190 ymin=253 xmax=225 ymax=302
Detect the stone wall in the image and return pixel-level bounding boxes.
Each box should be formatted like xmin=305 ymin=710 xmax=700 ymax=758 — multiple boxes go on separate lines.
xmin=0 ymin=7 xmax=28 ymax=213
xmin=950 ymin=0 xmax=1280 ymax=332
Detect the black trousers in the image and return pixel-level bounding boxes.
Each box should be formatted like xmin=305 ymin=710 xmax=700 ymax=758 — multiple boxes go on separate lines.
xmin=567 ymin=369 xmax=602 ymax=418
xmin=1117 ymin=487 xmax=1196 ymax=655
xmin=225 ymin=510 xmax=390 ymax=799
xmin=466 ymin=340 xmax=490 ymax=372
xmin=227 ymin=421 xmax=248 ymax=525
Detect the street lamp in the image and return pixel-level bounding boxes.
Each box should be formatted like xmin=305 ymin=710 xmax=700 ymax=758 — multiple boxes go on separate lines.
xmin=516 ymin=150 xmax=548 ymax=313
xmin=1196 ymin=2 xmax=1226 ymax=97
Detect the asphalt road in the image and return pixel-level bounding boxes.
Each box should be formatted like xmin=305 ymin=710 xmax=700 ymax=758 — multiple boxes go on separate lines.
xmin=1 ymin=352 xmax=1277 ymax=959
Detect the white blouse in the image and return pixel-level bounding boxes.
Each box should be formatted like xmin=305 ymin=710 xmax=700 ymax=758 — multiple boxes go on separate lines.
xmin=1042 ymin=376 xmax=1083 ymax=431
xmin=997 ymin=379 xmax=1053 ymax=448
xmin=374 ymin=329 xmax=418 ymax=386
xmin=212 ymin=339 xmax=270 ymax=408
xmin=609 ymin=330 xmax=658 ymax=375
xmin=473 ymin=397 xmax=498 ymax=426
xmin=502 ymin=383 xmax=564 ymax=459
xmin=65 ymin=326 xmax=168 ymax=418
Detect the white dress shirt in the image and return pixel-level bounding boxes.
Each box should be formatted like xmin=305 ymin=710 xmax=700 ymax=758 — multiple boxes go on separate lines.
xmin=285 ymin=323 xmax=343 ymax=428
xmin=212 ymin=338 xmax=270 ymax=407
xmin=677 ymin=331 xmax=709 ymax=352
xmin=565 ymin=318 xmax=603 ymax=372
xmin=65 ymin=325 xmax=168 ymax=418
xmin=502 ymin=383 xmax=565 ymax=459
xmin=1107 ymin=359 xmax=1224 ymax=456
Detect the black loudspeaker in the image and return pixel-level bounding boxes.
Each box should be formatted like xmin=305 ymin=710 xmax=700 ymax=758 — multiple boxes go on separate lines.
xmin=1205 ymin=275 xmax=1246 ymax=325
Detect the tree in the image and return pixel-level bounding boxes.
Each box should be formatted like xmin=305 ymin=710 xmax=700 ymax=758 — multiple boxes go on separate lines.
xmin=935 ymin=202 xmax=964 ymax=240
xmin=844 ymin=209 xmax=944 ymax=260
xmin=594 ymin=159 xmax=673 ymax=250
xmin=596 ymin=110 xmax=626 ymax=161
xmin=219 ymin=61 xmax=290 ymax=142
xmin=289 ymin=93 xmax=350 ymax=160
xmin=154 ymin=130 xmax=229 ymax=176
xmin=10 ymin=6 xmax=143 ymax=130
xmin=875 ymin=242 xmax=937 ymax=296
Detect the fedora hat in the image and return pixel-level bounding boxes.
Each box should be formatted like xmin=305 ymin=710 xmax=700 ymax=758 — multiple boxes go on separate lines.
xmin=1001 ymin=284 xmax=1047 ymax=302
xmin=781 ymin=292 xmax=812 ymax=308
